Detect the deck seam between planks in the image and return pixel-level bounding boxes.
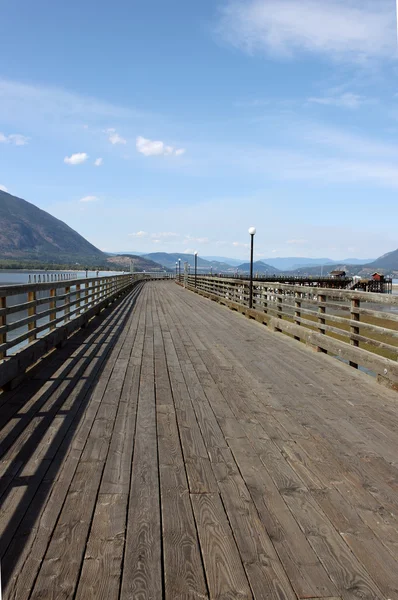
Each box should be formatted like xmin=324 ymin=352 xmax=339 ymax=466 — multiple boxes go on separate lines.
xmin=167 ymin=283 xmax=391 ymax=599
xmin=153 ymin=283 xmax=211 ymax=600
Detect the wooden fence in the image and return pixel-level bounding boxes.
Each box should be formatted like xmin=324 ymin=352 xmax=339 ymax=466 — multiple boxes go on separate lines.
xmin=182 ymin=275 xmax=398 ymax=388
xmin=0 ymin=273 xmax=147 ymax=389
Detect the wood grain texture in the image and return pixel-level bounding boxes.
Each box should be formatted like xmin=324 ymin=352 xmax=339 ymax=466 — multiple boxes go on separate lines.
xmin=2 ymin=281 xmax=398 ymax=600
xmin=191 ymin=493 xmax=252 ymax=600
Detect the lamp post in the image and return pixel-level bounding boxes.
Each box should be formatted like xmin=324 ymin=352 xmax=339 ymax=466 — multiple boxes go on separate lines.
xmin=248 ymin=227 xmax=256 ymax=308
xmin=175 ymin=261 xmax=178 ymax=278
xmin=194 ymin=251 xmax=198 ymax=287
xmin=178 ymin=258 xmax=181 ymax=282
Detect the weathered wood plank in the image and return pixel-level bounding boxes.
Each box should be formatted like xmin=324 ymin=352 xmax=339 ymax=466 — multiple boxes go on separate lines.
xmin=120 ymin=288 xmax=163 ymax=599
xmin=191 ymin=493 xmax=252 ymax=600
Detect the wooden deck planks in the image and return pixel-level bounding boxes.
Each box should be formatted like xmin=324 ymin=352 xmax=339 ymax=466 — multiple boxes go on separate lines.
xmin=1 ymin=280 xmax=398 ymax=599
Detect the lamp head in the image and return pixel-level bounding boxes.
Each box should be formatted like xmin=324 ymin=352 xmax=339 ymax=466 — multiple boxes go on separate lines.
xmin=248 ymin=227 xmax=256 ymax=236
xmin=194 ymin=251 xmax=198 ymax=256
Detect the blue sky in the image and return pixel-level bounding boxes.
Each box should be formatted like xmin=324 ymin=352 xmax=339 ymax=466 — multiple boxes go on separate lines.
xmin=1 ymin=0 xmax=398 ymax=260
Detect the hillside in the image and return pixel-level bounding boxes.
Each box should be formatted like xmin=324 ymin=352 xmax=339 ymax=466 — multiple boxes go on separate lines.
xmin=143 ymin=252 xmax=233 ymax=271
xmin=0 ymin=190 xmax=105 ymax=264
xmin=367 ymin=249 xmax=398 ymax=271
xmin=237 ymin=261 xmax=280 ymax=275
xmin=107 ymin=254 xmax=168 ymax=272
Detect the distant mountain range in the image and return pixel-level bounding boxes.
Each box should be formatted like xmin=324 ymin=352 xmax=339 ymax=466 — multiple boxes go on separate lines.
xmin=142 ymin=252 xmax=232 ymax=271
xmin=0 ymin=190 xmax=396 ymax=276
xmin=236 ymin=261 xmax=280 ymax=275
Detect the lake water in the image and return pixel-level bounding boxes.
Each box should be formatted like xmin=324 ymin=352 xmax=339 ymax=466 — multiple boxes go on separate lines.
xmin=0 ymin=269 xmax=124 ymax=286
xmin=0 ymin=270 xmax=128 ymax=356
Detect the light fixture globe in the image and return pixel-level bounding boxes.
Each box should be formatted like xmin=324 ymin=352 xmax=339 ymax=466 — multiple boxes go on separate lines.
xmin=248 ymin=227 xmax=256 ymax=236
xmin=194 ymin=251 xmax=198 ymax=256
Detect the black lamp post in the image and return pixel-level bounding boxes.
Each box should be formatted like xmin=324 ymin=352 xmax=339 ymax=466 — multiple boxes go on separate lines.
xmin=248 ymin=227 xmax=256 ymax=308
xmin=175 ymin=261 xmax=178 ymax=278
xmin=194 ymin=251 xmax=198 ymax=287
xmin=178 ymin=258 xmax=181 ymax=282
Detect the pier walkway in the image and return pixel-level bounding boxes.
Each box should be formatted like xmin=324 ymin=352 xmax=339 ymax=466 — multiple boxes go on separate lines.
xmin=1 ymin=281 xmax=398 ymax=599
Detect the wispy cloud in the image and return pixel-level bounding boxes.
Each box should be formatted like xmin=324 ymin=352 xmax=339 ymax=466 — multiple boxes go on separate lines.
xmin=80 ymin=195 xmax=98 ymax=202
xmin=0 ymin=132 xmax=29 ymax=145
xmin=0 ymin=79 xmax=141 ymax=125
xmin=308 ymin=93 xmax=364 ymax=109
xmin=136 ymin=136 xmax=186 ymax=157
xmin=216 ymin=0 xmax=394 ymax=62
xmin=151 ymin=232 xmax=179 ymax=239
xmin=128 ymin=231 xmax=148 ymax=237
xmin=287 ymin=239 xmax=308 ymax=245
xmin=94 ymin=157 xmax=103 ymax=166
xmin=184 ymin=235 xmax=209 ymax=244
xmin=64 ymin=152 xmax=89 ymax=165
xmin=106 ymin=128 xmax=127 ymax=145
xmin=0 ymin=184 xmax=8 ymax=192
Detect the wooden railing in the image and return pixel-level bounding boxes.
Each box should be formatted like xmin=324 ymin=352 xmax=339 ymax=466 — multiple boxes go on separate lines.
xmin=182 ymin=275 xmax=398 ymax=388
xmin=0 ymin=274 xmax=145 ymax=389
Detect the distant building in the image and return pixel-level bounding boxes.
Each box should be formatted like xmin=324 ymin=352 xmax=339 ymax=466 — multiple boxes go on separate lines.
xmin=371 ymin=272 xmax=384 ymax=281
xmin=329 ymin=270 xmax=346 ymax=278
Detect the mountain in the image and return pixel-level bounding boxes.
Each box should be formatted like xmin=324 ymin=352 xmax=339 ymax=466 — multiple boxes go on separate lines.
xmin=143 ymin=252 xmax=233 ymax=271
xmin=107 ymin=254 xmax=169 ymax=272
xmin=200 ymin=255 xmax=376 ymax=271
xmin=202 ymin=255 xmax=244 ymax=267
xmin=366 ymin=249 xmax=398 ymax=272
xmin=0 ymin=190 xmax=105 ymax=264
xmin=237 ymin=261 xmax=280 ymax=275
xmin=262 ymin=257 xmax=375 ymax=270
xmin=0 ymin=190 xmax=167 ymax=271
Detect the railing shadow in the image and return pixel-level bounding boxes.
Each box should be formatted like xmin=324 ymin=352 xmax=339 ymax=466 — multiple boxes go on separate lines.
xmin=0 ymin=282 xmax=144 ymax=592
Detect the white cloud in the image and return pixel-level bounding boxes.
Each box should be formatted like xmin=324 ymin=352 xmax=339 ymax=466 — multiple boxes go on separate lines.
xmin=64 ymin=152 xmax=89 ymax=165
xmin=80 ymin=195 xmax=98 ymax=203
xmin=287 ymin=239 xmax=308 ymax=245
xmin=151 ymin=232 xmax=179 ymax=239
xmin=0 ymin=132 xmax=29 ymax=145
xmin=233 ymin=241 xmax=250 ymax=248
xmin=128 ymin=231 xmax=148 ymax=237
xmin=0 ymin=184 xmax=8 ymax=192
xmin=94 ymin=157 xmax=103 ymax=167
xmin=136 ymin=136 xmax=186 ymax=157
xmin=216 ymin=0 xmax=394 ymax=62
xmin=106 ymin=128 xmax=127 ymax=145
xmin=308 ymin=93 xmax=363 ymax=109
xmin=184 ymin=234 xmax=209 ymax=244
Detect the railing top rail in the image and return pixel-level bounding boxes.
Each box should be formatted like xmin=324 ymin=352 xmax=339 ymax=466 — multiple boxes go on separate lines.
xmin=0 ymin=273 xmax=131 ymax=297
xmin=191 ymin=276 xmax=398 ymax=306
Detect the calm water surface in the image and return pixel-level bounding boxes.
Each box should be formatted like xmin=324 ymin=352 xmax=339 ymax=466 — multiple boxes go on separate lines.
xmin=0 ymin=269 xmax=124 ymax=286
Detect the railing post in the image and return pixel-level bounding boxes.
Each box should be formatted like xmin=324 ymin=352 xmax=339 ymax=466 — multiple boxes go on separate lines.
xmin=65 ymin=286 xmax=70 ymax=322
xmin=317 ymin=294 xmax=327 ymax=353
xmin=28 ymin=291 xmax=36 ymax=343
xmin=262 ymin=285 xmax=268 ymax=315
xmin=294 ymin=291 xmax=301 ymax=341
xmin=0 ymin=296 xmax=6 ymax=361
xmin=76 ymin=283 xmax=81 ymax=315
xmin=50 ymin=288 xmax=56 ymax=331
xmin=350 ymin=297 xmax=360 ymax=368
xmin=277 ymin=288 xmax=283 ymax=323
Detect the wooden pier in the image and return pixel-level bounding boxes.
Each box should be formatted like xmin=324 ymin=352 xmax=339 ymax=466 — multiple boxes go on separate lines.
xmin=1 ymin=280 xmax=398 ymax=599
